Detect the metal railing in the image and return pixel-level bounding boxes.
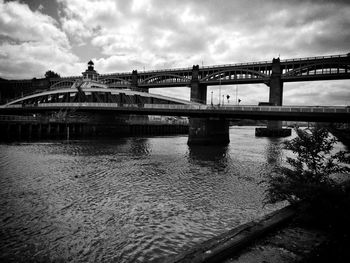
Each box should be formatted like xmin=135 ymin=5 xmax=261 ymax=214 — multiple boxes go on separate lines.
xmin=2 ymin=102 xmax=348 ymax=114
xmin=0 ymin=115 xmax=39 ymax=121
xmin=282 ymin=53 xmax=349 ymax=63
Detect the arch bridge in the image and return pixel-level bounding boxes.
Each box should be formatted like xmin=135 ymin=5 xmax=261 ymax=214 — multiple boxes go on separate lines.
xmin=94 ymin=53 xmax=350 ymax=89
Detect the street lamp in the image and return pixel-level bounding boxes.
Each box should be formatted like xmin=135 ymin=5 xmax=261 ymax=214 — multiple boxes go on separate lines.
xmin=211 ymin=91 xmax=213 ymax=106
xmin=235 ymin=85 xmax=238 ymax=105
xmin=219 ymin=73 xmax=222 ymax=106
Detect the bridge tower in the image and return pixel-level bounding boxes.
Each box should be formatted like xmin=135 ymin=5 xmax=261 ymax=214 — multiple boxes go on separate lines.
xmin=82 ymin=60 xmax=99 ymax=81
xmin=256 ymin=58 xmax=291 ymax=137
xmin=188 ymin=65 xmax=230 ymax=145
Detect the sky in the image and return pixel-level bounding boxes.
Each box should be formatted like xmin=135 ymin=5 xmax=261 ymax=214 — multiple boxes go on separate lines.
xmin=0 ymin=0 xmax=349 ymax=106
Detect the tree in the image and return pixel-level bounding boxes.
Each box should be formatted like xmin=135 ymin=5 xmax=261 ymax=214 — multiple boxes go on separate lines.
xmin=265 ymin=127 xmax=350 ymax=205
xmin=45 ymin=70 xmax=60 ymax=79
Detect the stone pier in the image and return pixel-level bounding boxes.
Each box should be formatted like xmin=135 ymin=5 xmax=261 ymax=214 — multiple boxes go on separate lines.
xmin=256 ymin=58 xmax=291 ymax=137
xmin=188 ymin=65 xmax=230 ymax=145
xmin=131 ymin=70 xmax=149 ymax=93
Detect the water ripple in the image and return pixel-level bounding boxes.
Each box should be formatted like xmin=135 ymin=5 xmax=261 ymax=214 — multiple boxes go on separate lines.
xmin=0 ymin=128 xmax=297 ymax=262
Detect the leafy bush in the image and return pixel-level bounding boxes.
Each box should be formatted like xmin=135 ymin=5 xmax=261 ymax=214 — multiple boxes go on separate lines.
xmin=265 ymin=127 xmax=350 ymax=205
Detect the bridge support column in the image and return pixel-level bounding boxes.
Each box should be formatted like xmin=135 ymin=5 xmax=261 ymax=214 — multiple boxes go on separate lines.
xmin=131 ymin=70 xmax=148 ymax=93
xmin=190 ymin=66 xmax=207 ymax=104
xmin=256 ymin=58 xmax=291 ymax=137
xmin=188 ymin=118 xmax=229 ymax=145
xmin=188 ymin=65 xmax=229 ymax=145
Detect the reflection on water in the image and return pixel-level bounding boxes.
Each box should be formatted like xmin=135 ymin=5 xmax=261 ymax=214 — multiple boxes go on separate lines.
xmin=188 ymin=145 xmax=229 ymax=171
xmin=130 ymin=138 xmax=151 ymax=157
xmin=265 ymin=139 xmax=283 ymax=166
xmin=0 ymin=127 xmax=291 ymax=262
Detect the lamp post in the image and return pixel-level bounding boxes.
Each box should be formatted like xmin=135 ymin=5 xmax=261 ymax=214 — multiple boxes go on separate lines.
xmin=219 ymin=74 xmax=222 ymax=106
xmin=211 ymin=91 xmax=213 ymax=106
xmin=222 ymin=95 xmax=224 ymax=106
xmin=235 ymin=85 xmax=238 ymax=105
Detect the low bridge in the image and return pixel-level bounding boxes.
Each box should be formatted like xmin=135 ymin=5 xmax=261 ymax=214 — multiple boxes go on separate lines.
xmin=1 ymin=101 xmax=349 ymax=144
xmin=1 ymin=103 xmax=349 ymax=123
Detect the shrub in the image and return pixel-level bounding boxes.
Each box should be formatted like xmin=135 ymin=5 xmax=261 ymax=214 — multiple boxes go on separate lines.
xmin=265 ymin=127 xmax=350 ymax=205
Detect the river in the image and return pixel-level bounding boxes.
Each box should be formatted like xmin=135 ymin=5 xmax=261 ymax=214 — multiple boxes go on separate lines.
xmin=0 ymin=126 xmax=292 ymax=262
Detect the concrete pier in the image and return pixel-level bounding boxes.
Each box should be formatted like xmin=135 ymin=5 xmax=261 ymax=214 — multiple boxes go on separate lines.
xmin=256 ymin=58 xmax=291 ymax=137
xmin=188 ymin=65 xmax=230 ymax=145
xmin=188 ymin=118 xmax=230 ymax=145
xmin=190 ymin=65 xmax=207 ymax=104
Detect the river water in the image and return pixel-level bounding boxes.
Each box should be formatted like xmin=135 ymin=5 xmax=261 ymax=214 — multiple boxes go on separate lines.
xmin=0 ymin=126 xmax=292 ymax=262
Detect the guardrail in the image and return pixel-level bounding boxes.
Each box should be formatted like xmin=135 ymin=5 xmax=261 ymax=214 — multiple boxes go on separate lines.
xmin=2 ymin=103 xmax=348 ymax=114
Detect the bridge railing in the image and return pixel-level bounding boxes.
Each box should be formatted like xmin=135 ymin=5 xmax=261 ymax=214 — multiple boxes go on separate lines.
xmin=144 ymin=104 xmax=349 ymax=113
xmin=282 ymin=53 xmax=350 ymax=63
xmin=1 ymin=103 xmax=349 ymax=113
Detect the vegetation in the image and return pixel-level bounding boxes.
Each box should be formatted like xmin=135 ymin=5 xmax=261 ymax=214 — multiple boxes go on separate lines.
xmin=265 ymin=127 xmax=350 ymax=205
xmin=264 ymin=127 xmax=350 ymax=262
xmin=45 ymin=70 xmax=60 ymax=79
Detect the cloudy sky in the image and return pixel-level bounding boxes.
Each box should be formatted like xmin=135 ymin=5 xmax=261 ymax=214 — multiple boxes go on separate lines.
xmin=0 ymin=0 xmax=349 ymax=105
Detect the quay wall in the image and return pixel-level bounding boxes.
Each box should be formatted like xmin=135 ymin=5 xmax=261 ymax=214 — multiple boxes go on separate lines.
xmin=0 ymin=119 xmax=188 ymax=142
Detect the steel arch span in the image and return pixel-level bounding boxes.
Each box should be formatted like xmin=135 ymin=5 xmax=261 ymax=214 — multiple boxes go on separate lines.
xmin=200 ymin=68 xmax=269 ymax=83
xmin=99 ymin=77 xmax=131 ymax=87
xmin=4 ymin=86 xmax=198 ymax=107
xmin=139 ymin=73 xmax=191 ymax=87
xmin=50 ymin=80 xmax=76 ymax=90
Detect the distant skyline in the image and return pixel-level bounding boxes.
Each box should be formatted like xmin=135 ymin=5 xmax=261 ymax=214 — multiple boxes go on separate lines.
xmin=0 ymin=0 xmax=349 ymax=105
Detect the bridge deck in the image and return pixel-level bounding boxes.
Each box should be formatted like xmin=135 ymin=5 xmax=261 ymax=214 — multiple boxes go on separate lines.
xmin=1 ymin=104 xmax=349 ymax=122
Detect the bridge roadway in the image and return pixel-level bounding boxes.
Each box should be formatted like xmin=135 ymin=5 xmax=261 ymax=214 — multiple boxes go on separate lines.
xmin=1 ymin=103 xmax=349 ymax=123
xmin=97 ymin=53 xmax=350 ymax=88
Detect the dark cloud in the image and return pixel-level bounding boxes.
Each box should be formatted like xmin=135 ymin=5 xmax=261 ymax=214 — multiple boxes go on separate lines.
xmin=1 ymin=0 xmax=349 ymax=105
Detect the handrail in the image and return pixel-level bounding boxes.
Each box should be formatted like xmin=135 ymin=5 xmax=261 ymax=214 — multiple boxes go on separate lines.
xmin=3 ymin=102 xmax=348 ymax=113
